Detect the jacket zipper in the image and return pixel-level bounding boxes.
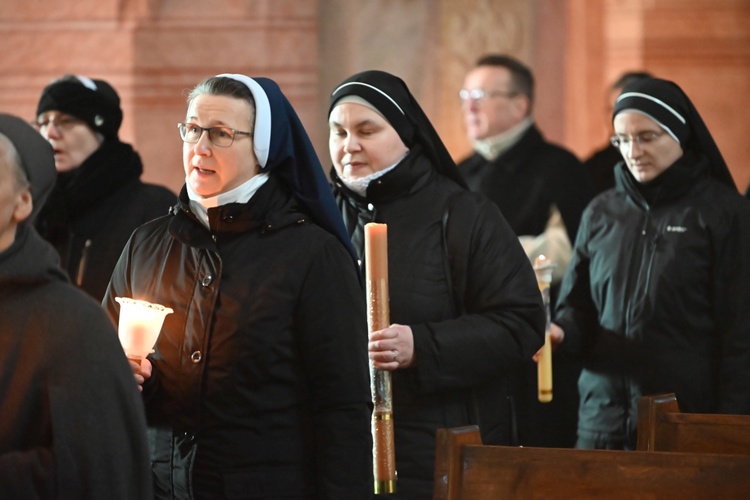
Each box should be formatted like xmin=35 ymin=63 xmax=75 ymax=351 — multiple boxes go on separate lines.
xmin=76 ymin=239 xmax=92 ymax=287
xmin=624 ymin=210 xmax=651 ymax=333
xmin=623 ymin=210 xmax=660 ymax=448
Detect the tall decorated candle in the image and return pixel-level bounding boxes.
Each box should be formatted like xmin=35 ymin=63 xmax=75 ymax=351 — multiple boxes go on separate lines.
xmin=364 ymin=222 xmax=397 ymax=495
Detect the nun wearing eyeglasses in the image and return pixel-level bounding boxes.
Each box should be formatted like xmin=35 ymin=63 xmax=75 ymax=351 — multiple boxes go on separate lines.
xmin=328 ymin=70 xmax=545 ymax=499
xmin=103 ymin=75 xmax=373 ymax=499
xmin=552 ymin=77 xmax=750 ymax=450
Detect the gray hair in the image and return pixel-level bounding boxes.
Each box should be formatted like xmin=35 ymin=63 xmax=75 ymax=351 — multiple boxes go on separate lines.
xmin=186 ymin=76 xmax=256 ymax=125
xmin=0 ymin=132 xmax=30 ymax=191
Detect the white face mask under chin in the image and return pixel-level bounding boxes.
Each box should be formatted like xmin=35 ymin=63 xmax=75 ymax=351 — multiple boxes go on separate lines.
xmin=339 ymin=174 xmax=374 ymax=197
xmin=338 ymin=155 xmax=404 ymax=197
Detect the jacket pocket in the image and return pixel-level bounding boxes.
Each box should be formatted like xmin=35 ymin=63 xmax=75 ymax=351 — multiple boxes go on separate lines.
xmin=149 ymin=426 xmax=198 ymax=500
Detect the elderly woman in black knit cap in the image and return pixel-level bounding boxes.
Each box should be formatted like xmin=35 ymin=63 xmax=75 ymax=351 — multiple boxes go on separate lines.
xmin=34 ymin=75 xmax=176 ymax=300
xmin=328 ymin=70 xmax=545 ymax=499
xmin=552 ymin=77 xmax=750 ymax=450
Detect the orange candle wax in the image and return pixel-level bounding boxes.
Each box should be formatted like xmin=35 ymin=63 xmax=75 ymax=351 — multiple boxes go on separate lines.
xmin=364 ymin=223 xmax=397 ymax=493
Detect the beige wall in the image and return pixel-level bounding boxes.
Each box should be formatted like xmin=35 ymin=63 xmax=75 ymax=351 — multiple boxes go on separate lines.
xmin=319 ymin=0 xmax=539 ymax=165
xmin=1 ymin=0 xmax=748 ymax=193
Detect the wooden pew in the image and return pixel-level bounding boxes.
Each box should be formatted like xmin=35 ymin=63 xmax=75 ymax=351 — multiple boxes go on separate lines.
xmin=637 ymin=393 xmax=750 ymax=454
xmin=433 ymin=426 xmax=750 ymax=500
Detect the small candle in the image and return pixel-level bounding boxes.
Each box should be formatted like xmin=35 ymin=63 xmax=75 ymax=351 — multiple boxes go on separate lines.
xmin=537 ymin=332 xmax=553 ymax=403
xmin=533 ymin=255 xmax=553 ymax=403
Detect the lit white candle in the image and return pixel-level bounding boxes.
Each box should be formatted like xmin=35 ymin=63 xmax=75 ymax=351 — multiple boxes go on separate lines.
xmin=115 ymin=297 xmax=173 ymax=362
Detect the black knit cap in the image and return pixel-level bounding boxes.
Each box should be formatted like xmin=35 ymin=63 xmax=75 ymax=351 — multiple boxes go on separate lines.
xmin=36 ymin=75 xmax=123 ymax=140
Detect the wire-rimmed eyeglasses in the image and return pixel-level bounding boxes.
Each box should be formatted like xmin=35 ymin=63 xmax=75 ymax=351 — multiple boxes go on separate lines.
xmin=459 ymin=88 xmax=518 ymax=103
xmin=34 ymin=115 xmax=84 ymax=133
xmin=610 ymin=131 xmax=665 ymax=148
xmin=178 ymin=122 xmax=253 ymax=148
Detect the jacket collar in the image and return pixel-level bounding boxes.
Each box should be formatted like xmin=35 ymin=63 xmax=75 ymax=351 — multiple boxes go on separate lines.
xmin=53 ymin=140 xmax=143 ymax=216
xmin=476 ymin=124 xmax=545 ymax=176
xmin=330 ymin=144 xmax=434 ymax=205
xmin=0 ymin=225 xmax=68 ymax=287
xmin=473 ymin=117 xmax=534 ymax=161
xmin=615 ymin=151 xmax=709 ymax=209
xmin=170 ymin=174 xmax=308 ymax=248
xmin=331 ymin=149 xmax=436 ymax=262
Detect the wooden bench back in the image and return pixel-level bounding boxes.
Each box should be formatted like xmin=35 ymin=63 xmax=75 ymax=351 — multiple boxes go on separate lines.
xmin=637 ymin=393 xmax=750 ymax=454
xmin=433 ymin=426 xmax=750 ymax=500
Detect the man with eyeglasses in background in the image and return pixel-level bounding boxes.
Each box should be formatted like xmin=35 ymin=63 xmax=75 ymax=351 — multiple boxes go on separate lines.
xmin=33 ymin=75 xmax=176 ymax=301
xmin=457 ymin=54 xmax=595 ymax=450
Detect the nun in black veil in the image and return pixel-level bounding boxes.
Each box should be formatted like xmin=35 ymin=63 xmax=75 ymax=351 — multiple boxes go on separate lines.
xmin=553 ymin=77 xmax=750 ymax=450
xmin=328 ymin=70 xmax=545 ymax=498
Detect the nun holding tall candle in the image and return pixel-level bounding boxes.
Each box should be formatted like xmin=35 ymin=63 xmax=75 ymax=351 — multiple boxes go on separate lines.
xmin=328 ymin=70 xmax=545 ymax=499
xmin=553 ymin=77 xmax=750 ymax=450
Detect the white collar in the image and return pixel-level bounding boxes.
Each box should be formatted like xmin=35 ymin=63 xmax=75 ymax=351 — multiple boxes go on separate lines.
xmin=473 ymin=117 xmax=533 ymax=161
xmin=338 ymin=153 xmax=405 ymax=197
xmin=186 ymin=173 xmax=270 ymax=228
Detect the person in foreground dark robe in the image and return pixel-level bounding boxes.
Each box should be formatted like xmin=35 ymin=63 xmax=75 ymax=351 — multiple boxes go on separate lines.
xmin=0 ymin=113 xmax=152 ymax=498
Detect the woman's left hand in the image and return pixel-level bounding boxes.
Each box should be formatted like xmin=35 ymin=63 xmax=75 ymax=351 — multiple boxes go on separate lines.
xmin=369 ymin=323 xmax=415 ymax=371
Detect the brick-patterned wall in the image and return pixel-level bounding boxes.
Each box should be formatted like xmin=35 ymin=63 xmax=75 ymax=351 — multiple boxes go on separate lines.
xmin=0 ymin=0 xmax=321 ymax=193
xmin=565 ymin=0 xmax=750 ymax=192
xmin=2 ymin=0 xmax=747 ymax=192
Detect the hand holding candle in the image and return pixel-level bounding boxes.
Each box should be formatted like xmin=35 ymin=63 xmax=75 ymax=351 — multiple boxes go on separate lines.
xmin=115 ymin=297 xmax=173 ymax=363
xmin=364 ymin=223 xmax=397 ymax=495
xmin=533 ymin=255 xmax=554 ymax=403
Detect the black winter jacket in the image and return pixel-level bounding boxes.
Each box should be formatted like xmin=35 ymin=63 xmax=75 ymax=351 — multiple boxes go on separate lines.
xmin=555 ymin=155 xmax=750 ymax=448
xmin=584 ymin=143 xmax=622 ymax=195
xmin=458 ymin=124 xmax=594 ymax=243
xmin=332 ymin=149 xmax=545 ymax=499
xmin=36 ymin=140 xmax=176 ymax=301
xmin=103 ymin=175 xmax=373 ymax=499
xmin=1 ymin=225 xmax=152 ymax=499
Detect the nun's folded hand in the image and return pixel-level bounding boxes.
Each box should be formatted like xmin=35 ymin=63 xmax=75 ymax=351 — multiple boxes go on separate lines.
xmin=369 ymin=324 xmax=415 ymax=371
xmin=532 ymin=323 xmax=565 ymax=362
